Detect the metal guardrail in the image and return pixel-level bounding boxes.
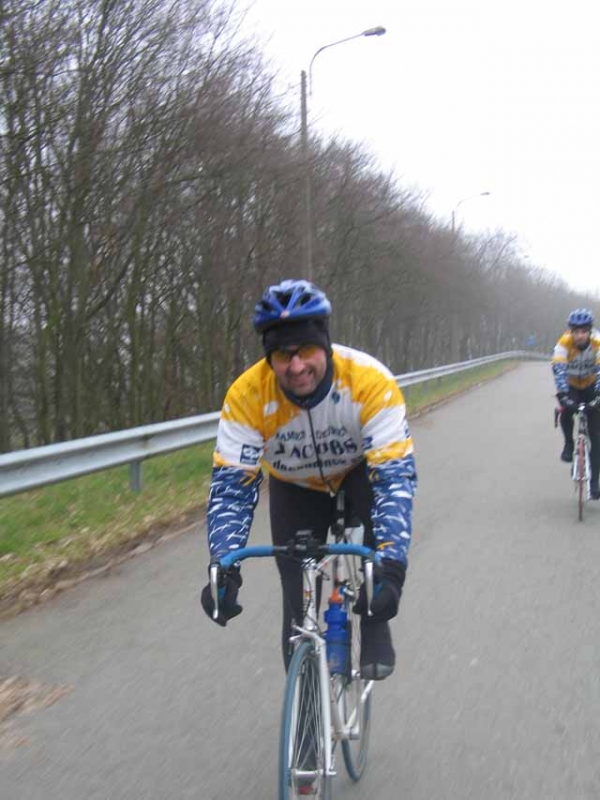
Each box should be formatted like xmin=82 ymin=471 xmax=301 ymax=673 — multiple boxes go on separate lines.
xmin=0 ymin=350 xmax=546 ymax=498
xmin=0 ymin=413 xmax=221 ymax=498
xmin=398 ymin=350 xmax=543 ymax=387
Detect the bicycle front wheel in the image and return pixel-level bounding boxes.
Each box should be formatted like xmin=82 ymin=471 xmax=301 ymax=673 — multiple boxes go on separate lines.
xmin=279 ymin=640 xmax=332 ymax=799
xmin=577 ymin=436 xmax=586 ymax=522
xmin=339 ymin=553 xmax=372 ymax=781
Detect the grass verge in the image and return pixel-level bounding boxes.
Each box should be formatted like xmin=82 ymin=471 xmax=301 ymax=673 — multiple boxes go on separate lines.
xmin=403 ymin=359 xmax=517 ymax=415
xmin=0 ymin=443 xmax=214 ymax=616
xmin=0 ymin=359 xmax=517 ymax=616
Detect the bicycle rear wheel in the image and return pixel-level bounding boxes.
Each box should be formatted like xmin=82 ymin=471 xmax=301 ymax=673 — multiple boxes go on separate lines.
xmin=577 ymin=436 xmax=585 ymax=522
xmin=279 ymin=640 xmax=332 ymax=799
xmin=339 ymin=553 xmax=372 ymax=781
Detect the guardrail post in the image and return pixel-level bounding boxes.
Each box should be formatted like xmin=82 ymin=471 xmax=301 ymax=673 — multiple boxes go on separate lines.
xmin=130 ymin=461 xmax=143 ymax=492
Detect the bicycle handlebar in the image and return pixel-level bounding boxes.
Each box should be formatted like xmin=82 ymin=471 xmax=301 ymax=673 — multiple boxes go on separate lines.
xmin=557 ymin=402 xmax=595 ymax=414
xmin=219 ymin=542 xmax=374 ymax=569
xmin=210 ymin=542 xmax=377 ymax=622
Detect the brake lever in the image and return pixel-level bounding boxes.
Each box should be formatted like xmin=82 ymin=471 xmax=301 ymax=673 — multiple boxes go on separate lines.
xmin=209 ymin=562 xmax=220 ymax=621
xmin=364 ymin=558 xmax=374 ymax=617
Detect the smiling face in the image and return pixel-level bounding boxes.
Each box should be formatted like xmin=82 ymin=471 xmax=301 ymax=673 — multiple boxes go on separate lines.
xmin=270 ymin=344 xmax=328 ymax=396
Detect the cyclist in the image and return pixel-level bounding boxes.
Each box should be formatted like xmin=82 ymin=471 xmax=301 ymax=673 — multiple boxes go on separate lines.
xmin=552 ymin=308 xmax=600 ymax=499
xmin=201 ymin=279 xmax=417 ymax=681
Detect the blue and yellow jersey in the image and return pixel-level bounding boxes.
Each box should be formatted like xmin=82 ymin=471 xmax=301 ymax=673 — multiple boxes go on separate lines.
xmin=207 ymin=344 xmax=416 ymax=565
xmin=551 ymin=330 xmax=600 ymax=394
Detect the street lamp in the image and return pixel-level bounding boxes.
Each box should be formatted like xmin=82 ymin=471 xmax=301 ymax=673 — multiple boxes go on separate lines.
xmin=451 ymin=191 xmax=491 ymax=234
xmin=308 ymin=27 xmax=387 ymax=96
xmin=301 ymin=26 xmax=386 ymax=280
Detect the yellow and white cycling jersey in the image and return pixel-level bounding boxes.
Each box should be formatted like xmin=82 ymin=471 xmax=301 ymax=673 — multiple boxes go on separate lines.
xmin=208 ymin=344 xmax=416 ymax=564
xmin=214 ymin=344 xmax=413 ymax=490
xmin=552 ymin=330 xmax=600 ymax=393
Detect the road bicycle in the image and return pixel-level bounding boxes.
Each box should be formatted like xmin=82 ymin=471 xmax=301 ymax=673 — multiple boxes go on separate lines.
xmin=210 ymin=491 xmax=378 ymax=798
xmin=556 ymin=402 xmax=592 ymax=521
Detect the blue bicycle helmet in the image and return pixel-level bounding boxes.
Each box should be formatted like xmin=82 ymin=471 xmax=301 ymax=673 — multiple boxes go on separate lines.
xmin=253 ymin=279 xmax=331 ymax=333
xmin=568 ymin=308 xmax=594 ymax=328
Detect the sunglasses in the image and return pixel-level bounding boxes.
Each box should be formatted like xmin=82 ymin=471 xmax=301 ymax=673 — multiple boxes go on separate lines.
xmin=270 ymin=344 xmax=321 ymax=366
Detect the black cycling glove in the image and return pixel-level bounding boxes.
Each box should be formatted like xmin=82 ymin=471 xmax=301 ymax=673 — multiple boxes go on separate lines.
xmin=201 ymin=565 xmax=243 ymax=627
xmin=557 ymin=394 xmax=576 ymax=410
xmin=353 ymin=558 xmax=406 ymax=622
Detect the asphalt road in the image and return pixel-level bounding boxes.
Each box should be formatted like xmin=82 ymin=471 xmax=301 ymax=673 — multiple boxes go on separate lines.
xmin=2 ymin=362 xmax=600 ymax=800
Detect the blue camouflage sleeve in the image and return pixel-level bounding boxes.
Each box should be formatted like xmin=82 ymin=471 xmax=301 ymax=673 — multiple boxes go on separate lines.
xmin=369 ymin=454 xmax=417 ymax=566
xmin=207 ymin=466 xmax=263 ymax=560
xmin=552 ymin=362 xmax=569 ymax=396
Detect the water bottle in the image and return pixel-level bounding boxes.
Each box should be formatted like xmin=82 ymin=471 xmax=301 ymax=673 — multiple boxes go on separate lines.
xmin=324 ymin=588 xmax=348 ymax=675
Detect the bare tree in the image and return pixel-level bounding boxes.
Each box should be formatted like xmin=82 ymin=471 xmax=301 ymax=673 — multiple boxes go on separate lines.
xmin=1 ymin=0 xmax=595 ymax=452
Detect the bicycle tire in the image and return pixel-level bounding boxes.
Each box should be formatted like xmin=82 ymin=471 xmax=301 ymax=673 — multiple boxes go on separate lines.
xmin=278 ymin=640 xmax=332 ymax=799
xmin=339 ymin=552 xmax=372 ymax=781
xmin=577 ymin=436 xmax=585 ymax=522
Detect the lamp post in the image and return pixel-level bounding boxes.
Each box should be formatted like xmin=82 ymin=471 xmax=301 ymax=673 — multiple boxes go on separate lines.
xmin=451 ymin=191 xmax=491 ymax=234
xmin=308 ymin=26 xmax=386 ymax=96
xmin=301 ymin=26 xmax=386 ymax=280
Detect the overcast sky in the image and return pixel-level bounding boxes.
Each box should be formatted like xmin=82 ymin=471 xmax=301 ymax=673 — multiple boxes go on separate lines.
xmin=242 ymin=0 xmax=600 ymax=296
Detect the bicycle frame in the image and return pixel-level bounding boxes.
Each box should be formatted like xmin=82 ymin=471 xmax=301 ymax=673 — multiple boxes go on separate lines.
xmin=557 ymin=402 xmax=594 ymax=521
xmin=287 ymin=552 xmax=376 ymax=777
xmin=210 ymin=539 xmax=376 ymax=785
